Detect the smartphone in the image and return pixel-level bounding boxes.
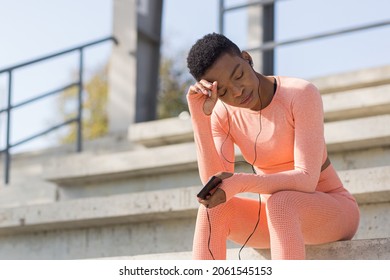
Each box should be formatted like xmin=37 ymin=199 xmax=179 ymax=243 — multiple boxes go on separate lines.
xmin=197 ymin=176 xmax=222 ymax=199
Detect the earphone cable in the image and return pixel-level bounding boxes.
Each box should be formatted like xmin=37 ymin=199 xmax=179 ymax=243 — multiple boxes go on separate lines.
xmin=238 ymin=193 xmax=262 ymax=260
xmin=206 ymin=209 xmax=216 ymax=260
xmin=218 ymin=73 xmax=264 ymax=260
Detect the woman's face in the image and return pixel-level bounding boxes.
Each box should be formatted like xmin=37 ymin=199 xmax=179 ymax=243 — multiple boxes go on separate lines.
xmin=201 ymin=52 xmax=261 ymax=111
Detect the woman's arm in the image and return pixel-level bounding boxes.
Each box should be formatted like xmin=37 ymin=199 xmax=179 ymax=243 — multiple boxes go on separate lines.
xmin=187 ymin=80 xmax=234 ymax=185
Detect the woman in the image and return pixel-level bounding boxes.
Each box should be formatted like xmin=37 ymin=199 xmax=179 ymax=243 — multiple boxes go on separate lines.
xmin=186 ymin=33 xmax=360 ymax=260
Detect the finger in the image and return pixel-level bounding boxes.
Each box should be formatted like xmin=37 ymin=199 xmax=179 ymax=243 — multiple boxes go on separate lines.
xmin=199 ymin=79 xmax=213 ymax=90
xmin=210 ymin=81 xmax=218 ymax=100
xmin=207 ymin=200 xmax=217 ymax=209
xmin=194 ymin=82 xmax=211 ymax=96
xmin=197 ymin=197 xmax=208 ymax=206
xmin=205 ymin=195 xmax=216 ymax=209
xmin=189 ymin=84 xmax=211 ymax=98
xmin=214 ymin=171 xmax=233 ymax=180
xmin=188 ymin=85 xmax=201 ymax=95
xmin=197 ymin=196 xmax=210 ymax=203
xmin=207 ymin=189 xmax=226 ymax=208
xmin=199 ymin=80 xmax=214 ymax=97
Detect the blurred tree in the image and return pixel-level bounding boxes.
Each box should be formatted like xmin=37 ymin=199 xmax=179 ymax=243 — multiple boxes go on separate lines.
xmin=58 ymin=65 xmax=108 ymax=144
xmin=157 ymin=55 xmax=192 ymax=119
xmin=58 ymin=53 xmax=192 ymax=144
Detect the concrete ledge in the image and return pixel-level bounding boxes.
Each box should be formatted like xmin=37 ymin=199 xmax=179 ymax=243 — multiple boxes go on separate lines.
xmin=2 ymin=165 xmax=390 ymax=235
xmin=45 ymin=115 xmax=390 ymax=185
xmin=128 ymin=113 xmax=390 ymax=152
xmin=0 ymin=184 xmax=57 ymax=209
xmin=325 ymin=115 xmax=390 ymax=153
xmin=322 ymin=84 xmax=390 ymax=121
xmin=129 ymin=108 xmax=390 ymax=149
xmin=128 ymin=66 xmax=390 ymax=148
xmin=44 ymin=142 xmax=198 ymax=185
xmin=0 ymin=186 xmax=199 ymax=235
xmin=310 ymin=65 xmax=390 ymax=94
xmin=102 ymin=238 xmax=390 ymax=260
xmin=339 ymin=165 xmax=390 ymax=204
xmin=128 ymin=117 xmax=193 ymax=147
xmin=251 ymin=237 xmax=390 ymax=260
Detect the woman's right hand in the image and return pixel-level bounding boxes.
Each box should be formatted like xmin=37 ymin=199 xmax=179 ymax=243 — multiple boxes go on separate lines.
xmin=187 ymin=80 xmax=218 ymax=115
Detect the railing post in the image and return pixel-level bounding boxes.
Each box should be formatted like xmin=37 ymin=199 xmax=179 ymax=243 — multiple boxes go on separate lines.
xmin=218 ymin=0 xmax=224 ymax=34
xmin=77 ymin=48 xmax=84 ymax=153
xmin=262 ymin=1 xmax=275 ymax=75
xmin=4 ymin=71 xmax=13 ymax=185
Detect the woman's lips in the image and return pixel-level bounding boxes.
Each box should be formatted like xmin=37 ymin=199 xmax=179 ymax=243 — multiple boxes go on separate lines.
xmin=240 ymin=92 xmax=253 ymax=104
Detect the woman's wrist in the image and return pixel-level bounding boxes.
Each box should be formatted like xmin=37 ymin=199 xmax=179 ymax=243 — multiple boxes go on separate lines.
xmin=219 ymin=173 xmax=239 ymax=202
xmin=187 ymin=94 xmax=212 ymax=121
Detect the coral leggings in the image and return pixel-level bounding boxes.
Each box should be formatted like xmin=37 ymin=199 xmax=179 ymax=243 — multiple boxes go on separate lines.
xmin=192 ymin=190 xmax=360 ymax=260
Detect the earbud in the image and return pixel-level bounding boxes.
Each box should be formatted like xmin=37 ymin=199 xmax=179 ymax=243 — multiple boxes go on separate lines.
xmin=248 ymin=59 xmax=253 ymax=67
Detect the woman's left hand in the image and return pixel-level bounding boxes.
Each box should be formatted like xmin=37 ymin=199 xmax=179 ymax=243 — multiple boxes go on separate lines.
xmin=197 ymin=188 xmax=226 ymax=209
xmin=197 ymin=171 xmax=233 ymax=208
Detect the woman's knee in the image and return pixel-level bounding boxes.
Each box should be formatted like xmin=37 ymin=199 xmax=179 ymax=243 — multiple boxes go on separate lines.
xmin=196 ymin=197 xmax=237 ymax=223
xmin=266 ymin=191 xmax=300 ymax=212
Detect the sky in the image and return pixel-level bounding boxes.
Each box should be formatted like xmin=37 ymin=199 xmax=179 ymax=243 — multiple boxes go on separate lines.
xmin=1 ymin=0 xmax=390 ymax=153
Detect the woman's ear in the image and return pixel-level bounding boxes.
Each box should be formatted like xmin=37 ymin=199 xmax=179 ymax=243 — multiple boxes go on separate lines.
xmin=241 ymin=51 xmax=253 ymax=67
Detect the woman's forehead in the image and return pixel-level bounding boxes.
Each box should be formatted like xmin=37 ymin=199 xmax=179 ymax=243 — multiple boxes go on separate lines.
xmin=202 ymin=53 xmax=243 ymax=82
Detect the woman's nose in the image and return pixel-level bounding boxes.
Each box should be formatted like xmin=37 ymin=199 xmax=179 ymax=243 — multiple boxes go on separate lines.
xmin=230 ymin=85 xmax=243 ymax=98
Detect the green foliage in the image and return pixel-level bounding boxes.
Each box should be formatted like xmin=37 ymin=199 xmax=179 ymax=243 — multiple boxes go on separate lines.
xmin=157 ymin=56 xmax=192 ymax=119
xmin=58 ymin=66 xmax=108 ymax=144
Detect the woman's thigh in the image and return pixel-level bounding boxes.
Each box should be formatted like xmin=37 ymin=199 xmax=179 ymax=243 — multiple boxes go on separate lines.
xmin=266 ymin=190 xmax=360 ymax=244
xmin=226 ymin=191 xmax=359 ymax=248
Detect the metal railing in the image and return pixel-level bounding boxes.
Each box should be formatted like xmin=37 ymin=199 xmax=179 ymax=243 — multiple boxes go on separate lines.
xmin=218 ymin=0 xmax=390 ymax=75
xmin=0 ymin=36 xmax=118 ymax=185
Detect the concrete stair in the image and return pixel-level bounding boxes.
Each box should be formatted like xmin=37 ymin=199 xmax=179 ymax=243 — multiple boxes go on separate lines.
xmin=102 ymin=238 xmax=390 ymax=260
xmin=1 ymin=165 xmax=389 ymax=259
xmin=1 ymin=65 xmax=390 ymax=260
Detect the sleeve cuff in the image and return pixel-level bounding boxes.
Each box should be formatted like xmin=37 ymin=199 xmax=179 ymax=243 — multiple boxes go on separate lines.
xmin=219 ymin=174 xmax=240 ymax=202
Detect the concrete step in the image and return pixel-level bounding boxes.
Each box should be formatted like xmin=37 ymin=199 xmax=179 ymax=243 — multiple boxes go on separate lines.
xmin=129 ymin=115 xmax=193 ymax=147
xmin=129 ymin=65 xmax=390 ymax=148
xmin=129 ymin=112 xmax=390 ymax=150
xmin=0 ymin=166 xmax=389 ymax=259
xmin=129 ymin=112 xmax=390 ymax=149
xmin=44 ymin=142 xmax=198 ymax=186
xmin=103 ymin=238 xmax=390 ymax=260
xmin=0 ymin=132 xmax=133 ymax=188
xmin=2 ymin=165 xmax=390 ymax=231
xmin=0 ymin=183 xmax=57 ymax=209
xmin=325 ymin=114 xmax=390 ymax=153
xmin=46 ymin=115 xmax=390 ymax=188
xmin=42 ymin=142 xmax=202 ymax=201
xmin=322 ymin=84 xmax=390 ymax=122
xmin=309 ymin=65 xmax=390 ymax=94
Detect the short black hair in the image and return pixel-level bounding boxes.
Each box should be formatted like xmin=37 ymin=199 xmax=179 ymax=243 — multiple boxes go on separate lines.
xmin=187 ymin=33 xmax=241 ymax=81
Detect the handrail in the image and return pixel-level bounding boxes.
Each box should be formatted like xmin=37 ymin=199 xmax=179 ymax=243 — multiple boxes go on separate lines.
xmin=245 ymin=19 xmax=390 ymax=53
xmin=0 ymin=36 xmax=118 ymax=74
xmin=218 ymin=0 xmax=390 ymax=74
xmin=0 ymin=36 xmax=118 ymax=185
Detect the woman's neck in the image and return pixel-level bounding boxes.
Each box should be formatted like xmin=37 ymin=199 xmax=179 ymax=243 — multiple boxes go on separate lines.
xmin=255 ymin=74 xmax=276 ymax=111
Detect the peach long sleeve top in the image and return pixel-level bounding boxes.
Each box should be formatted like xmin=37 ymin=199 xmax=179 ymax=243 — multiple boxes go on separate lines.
xmin=188 ymin=76 xmax=347 ymax=201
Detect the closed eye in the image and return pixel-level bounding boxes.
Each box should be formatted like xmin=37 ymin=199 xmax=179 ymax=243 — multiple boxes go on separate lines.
xmin=219 ymin=90 xmax=227 ymax=97
xmin=236 ymin=71 xmax=243 ymax=80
